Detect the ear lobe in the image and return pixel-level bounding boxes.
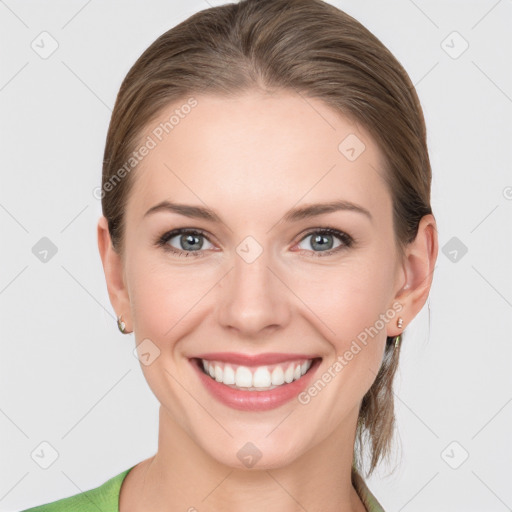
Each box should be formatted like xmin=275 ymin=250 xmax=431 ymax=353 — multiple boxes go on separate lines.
xmin=393 ymin=214 xmax=439 ymax=327
xmin=97 ymin=216 xmax=131 ymax=324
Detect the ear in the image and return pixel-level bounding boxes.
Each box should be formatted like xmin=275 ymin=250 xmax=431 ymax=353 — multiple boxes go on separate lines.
xmin=388 ymin=213 xmax=438 ymax=337
xmin=97 ymin=216 xmax=131 ymax=331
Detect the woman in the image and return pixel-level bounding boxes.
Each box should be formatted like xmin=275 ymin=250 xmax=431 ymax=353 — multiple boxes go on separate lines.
xmin=22 ymin=0 xmax=438 ymax=510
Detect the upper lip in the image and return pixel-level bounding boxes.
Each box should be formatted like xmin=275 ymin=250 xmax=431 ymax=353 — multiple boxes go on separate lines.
xmin=193 ymin=352 xmax=320 ymax=366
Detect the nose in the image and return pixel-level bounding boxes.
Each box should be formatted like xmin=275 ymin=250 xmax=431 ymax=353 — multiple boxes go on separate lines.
xmin=216 ymin=248 xmax=291 ymax=338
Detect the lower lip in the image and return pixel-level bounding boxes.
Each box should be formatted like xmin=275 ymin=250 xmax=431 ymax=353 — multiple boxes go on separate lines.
xmin=190 ymin=358 xmax=321 ymax=411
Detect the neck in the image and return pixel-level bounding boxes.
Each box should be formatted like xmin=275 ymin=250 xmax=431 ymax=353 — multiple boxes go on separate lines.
xmin=126 ymin=405 xmax=366 ymax=512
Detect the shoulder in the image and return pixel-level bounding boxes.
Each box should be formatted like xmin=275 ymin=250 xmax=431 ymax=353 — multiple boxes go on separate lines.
xmin=20 ymin=467 xmax=134 ymax=512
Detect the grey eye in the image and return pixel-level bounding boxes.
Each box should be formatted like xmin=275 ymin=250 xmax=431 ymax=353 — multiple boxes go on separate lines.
xmin=167 ymin=232 xmax=214 ymax=252
xmin=298 ymin=232 xmax=342 ymax=252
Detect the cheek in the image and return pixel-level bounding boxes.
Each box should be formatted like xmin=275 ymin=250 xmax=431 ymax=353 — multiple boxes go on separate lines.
xmin=291 ymin=262 xmax=395 ymax=420
xmin=126 ymin=256 xmax=212 ymax=415
xmin=289 ymin=251 xmax=396 ymax=398
xmin=128 ymin=255 xmax=211 ymax=340
xmin=296 ymin=258 xmax=395 ymax=343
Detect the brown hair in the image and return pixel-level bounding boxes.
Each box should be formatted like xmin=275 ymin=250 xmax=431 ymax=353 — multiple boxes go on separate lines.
xmin=101 ymin=0 xmax=433 ymax=477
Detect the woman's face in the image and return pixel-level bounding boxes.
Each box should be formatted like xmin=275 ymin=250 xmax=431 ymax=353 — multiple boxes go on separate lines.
xmin=117 ymin=91 xmax=406 ymax=468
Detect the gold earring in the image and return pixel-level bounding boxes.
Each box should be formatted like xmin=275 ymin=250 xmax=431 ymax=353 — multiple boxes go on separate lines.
xmin=117 ymin=314 xmax=128 ymax=334
xmin=394 ymin=317 xmax=404 ymax=348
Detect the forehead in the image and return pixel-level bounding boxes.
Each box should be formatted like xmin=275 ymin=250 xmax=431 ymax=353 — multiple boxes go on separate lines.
xmin=127 ymin=91 xmax=391 ymax=224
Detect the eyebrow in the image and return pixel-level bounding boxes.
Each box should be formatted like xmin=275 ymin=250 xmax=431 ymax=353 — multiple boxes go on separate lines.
xmin=143 ymin=199 xmax=373 ymax=223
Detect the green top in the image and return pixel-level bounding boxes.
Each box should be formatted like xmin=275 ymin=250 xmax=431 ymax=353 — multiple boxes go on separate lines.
xmin=352 ymin=467 xmax=386 ymax=512
xmin=21 ymin=465 xmax=385 ymax=511
xmin=20 ymin=467 xmax=134 ymax=512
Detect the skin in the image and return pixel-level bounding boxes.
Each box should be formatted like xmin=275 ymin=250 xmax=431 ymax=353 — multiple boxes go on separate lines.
xmin=97 ymin=90 xmax=438 ymax=512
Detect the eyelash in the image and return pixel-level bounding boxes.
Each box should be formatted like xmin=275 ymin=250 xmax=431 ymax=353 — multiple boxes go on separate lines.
xmin=155 ymin=227 xmax=354 ymax=258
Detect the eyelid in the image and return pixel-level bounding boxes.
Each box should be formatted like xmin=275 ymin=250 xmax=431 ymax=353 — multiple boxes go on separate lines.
xmin=292 ymin=227 xmax=354 ymax=255
xmin=156 ymin=226 xmax=354 ymax=257
xmin=155 ymin=228 xmax=215 ymax=256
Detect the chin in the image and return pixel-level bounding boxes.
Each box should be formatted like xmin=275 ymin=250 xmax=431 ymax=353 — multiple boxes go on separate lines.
xmin=204 ymin=433 xmax=309 ymax=471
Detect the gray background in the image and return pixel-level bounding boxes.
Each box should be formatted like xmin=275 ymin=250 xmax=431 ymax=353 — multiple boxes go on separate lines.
xmin=1 ymin=0 xmax=511 ymax=510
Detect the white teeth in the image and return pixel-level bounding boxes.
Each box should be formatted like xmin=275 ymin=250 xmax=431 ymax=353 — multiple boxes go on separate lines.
xmin=284 ymin=364 xmax=295 ymax=384
xmin=223 ymin=365 xmax=235 ymax=385
xmin=253 ymin=367 xmax=272 ymax=387
xmin=214 ymin=364 xmax=223 ymax=382
xmin=201 ymin=358 xmax=314 ymax=390
xmin=301 ymin=360 xmax=311 ymax=375
xmin=235 ymin=366 xmax=253 ymax=387
xmin=271 ymin=366 xmax=285 ymax=385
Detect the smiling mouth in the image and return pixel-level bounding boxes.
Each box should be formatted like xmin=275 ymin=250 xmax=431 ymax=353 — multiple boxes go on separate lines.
xmin=192 ymin=357 xmax=321 ymax=391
